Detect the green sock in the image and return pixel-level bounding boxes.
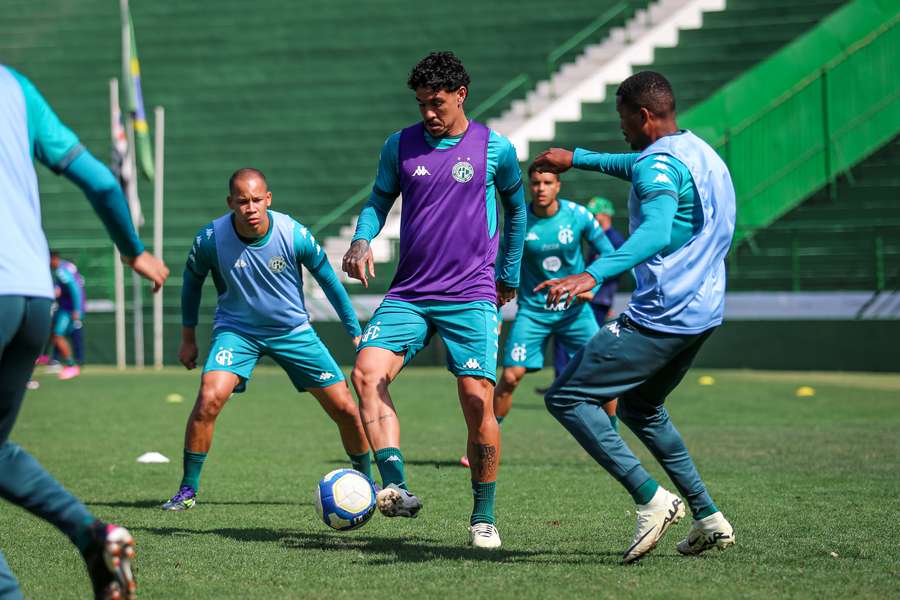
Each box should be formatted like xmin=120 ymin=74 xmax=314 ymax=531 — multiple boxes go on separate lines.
xmin=180 ymin=450 xmax=207 ymax=492
xmin=632 ymin=478 xmax=659 ymax=505
xmin=496 ymin=415 xmax=505 ymax=425
xmin=64 ymin=356 xmax=76 ymax=367
xmin=374 ymin=447 xmax=407 ymax=489
xmin=72 ymin=516 xmax=99 ymax=553
xmin=695 ymin=503 xmax=719 ymax=520
xmin=471 ymin=480 xmax=497 ymax=526
xmin=349 ymin=452 xmax=373 ymax=480
xmin=609 ymin=414 xmax=618 ymax=432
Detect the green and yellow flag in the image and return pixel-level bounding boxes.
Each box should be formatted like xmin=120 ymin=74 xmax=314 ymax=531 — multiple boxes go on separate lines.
xmin=122 ymin=2 xmax=154 ymax=180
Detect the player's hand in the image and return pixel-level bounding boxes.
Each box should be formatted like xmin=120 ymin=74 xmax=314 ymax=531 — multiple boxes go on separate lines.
xmin=497 ymin=281 xmax=517 ymax=307
xmin=352 ymin=336 xmax=361 ymax=349
xmin=178 ymin=340 xmax=199 ymax=370
xmin=576 ymin=291 xmax=594 ymax=303
xmin=535 ymin=272 xmax=597 ymax=309
xmin=532 ymin=148 xmax=574 ymax=174
xmin=124 ymin=251 xmax=170 ymax=293
xmin=342 ymin=240 xmax=375 ymax=288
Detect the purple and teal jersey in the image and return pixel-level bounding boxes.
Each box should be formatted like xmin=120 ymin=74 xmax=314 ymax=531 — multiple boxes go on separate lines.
xmin=352 ymin=121 xmax=526 ymax=303
xmin=518 ymin=200 xmax=612 ymax=314
xmin=182 ymin=210 xmax=361 ymax=339
xmin=53 ymin=260 xmax=84 ymax=313
xmin=0 ymin=65 xmax=143 ymax=299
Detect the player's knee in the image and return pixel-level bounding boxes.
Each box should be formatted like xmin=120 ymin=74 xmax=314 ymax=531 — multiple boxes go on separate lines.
xmin=500 ymin=368 xmax=523 ymax=390
xmin=350 ymin=365 xmax=387 ymax=397
xmin=193 ymin=388 xmax=227 ymax=422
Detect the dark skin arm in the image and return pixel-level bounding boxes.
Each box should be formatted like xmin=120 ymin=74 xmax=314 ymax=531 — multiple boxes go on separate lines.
xmin=534 ymin=272 xmax=598 ymax=309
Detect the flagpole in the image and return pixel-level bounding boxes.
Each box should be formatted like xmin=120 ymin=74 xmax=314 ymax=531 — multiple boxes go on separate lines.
xmin=152 ymin=105 xmax=165 ymax=369
xmin=110 ymin=78 xmax=126 ymax=370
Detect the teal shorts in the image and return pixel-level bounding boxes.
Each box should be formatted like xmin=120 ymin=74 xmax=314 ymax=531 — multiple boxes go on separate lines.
xmin=203 ymin=326 xmax=344 ymax=393
xmin=51 ymin=310 xmax=76 ymax=337
xmin=502 ymin=303 xmax=599 ymax=371
xmin=358 ymin=299 xmax=500 ymax=383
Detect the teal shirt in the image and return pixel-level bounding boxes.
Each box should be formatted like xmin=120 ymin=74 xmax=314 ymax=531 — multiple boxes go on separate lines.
xmin=518 ymin=200 xmax=611 ymax=313
xmin=182 ymin=211 xmax=361 ymax=338
xmin=352 ymin=126 xmax=527 ymax=287
xmin=572 ymin=145 xmax=699 ymax=284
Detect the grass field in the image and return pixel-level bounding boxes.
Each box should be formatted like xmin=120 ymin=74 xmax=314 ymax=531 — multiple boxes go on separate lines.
xmin=3 ymin=366 xmax=899 ymax=599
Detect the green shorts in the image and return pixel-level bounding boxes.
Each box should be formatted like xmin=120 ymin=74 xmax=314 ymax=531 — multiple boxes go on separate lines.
xmin=358 ymin=299 xmax=500 ymax=382
xmin=51 ymin=310 xmax=76 ymax=337
xmin=203 ymin=326 xmax=344 ymax=393
xmin=502 ymin=304 xmax=599 ymax=371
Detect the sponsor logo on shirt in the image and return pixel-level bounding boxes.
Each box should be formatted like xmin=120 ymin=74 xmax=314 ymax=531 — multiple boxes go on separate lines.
xmin=412 ymin=165 xmax=431 ymax=177
xmin=452 ymin=159 xmax=474 ymax=183
xmin=268 ymin=256 xmax=287 ymax=273
xmin=525 ymin=232 xmax=539 ymax=241
xmin=542 ymin=256 xmax=562 ymax=273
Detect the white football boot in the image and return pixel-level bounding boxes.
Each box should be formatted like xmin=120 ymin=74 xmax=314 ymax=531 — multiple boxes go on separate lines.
xmin=469 ymin=522 xmax=502 ymax=549
xmin=622 ymin=486 xmax=685 ymax=564
xmin=676 ymin=511 xmax=735 ymax=555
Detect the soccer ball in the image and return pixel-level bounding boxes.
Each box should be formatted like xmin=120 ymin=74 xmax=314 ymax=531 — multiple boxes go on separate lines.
xmin=314 ymin=468 xmax=376 ymax=531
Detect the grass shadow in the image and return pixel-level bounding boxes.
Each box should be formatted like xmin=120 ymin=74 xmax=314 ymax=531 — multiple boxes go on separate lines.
xmin=134 ymin=525 xmax=625 ymax=564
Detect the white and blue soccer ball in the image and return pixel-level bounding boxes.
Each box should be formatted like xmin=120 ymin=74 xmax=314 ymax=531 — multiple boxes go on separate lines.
xmin=314 ymin=468 xmax=376 ymax=531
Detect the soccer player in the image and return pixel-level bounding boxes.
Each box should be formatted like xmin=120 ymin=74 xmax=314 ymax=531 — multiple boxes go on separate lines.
xmin=161 ymin=168 xmax=371 ymax=511
xmin=49 ymin=251 xmax=86 ymax=380
xmin=493 ymin=166 xmax=619 ymax=430
xmin=533 ymin=71 xmax=736 ymax=563
xmin=342 ymin=51 xmax=525 ymax=549
xmin=1 ymin=64 xmax=169 ymax=599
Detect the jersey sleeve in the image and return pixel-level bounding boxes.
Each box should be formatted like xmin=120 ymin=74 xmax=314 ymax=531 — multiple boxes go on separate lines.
xmin=631 ymin=153 xmax=684 ymax=203
xmin=492 ymin=132 xmax=523 ymax=194
xmin=9 ymin=68 xmax=84 ymax=173
xmin=182 ymin=225 xmax=216 ymax=327
xmin=294 ymin=221 xmax=361 ymax=337
xmin=578 ymin=204 xmax=615 ymax=256
xmin=572 ymin=148 xmax=639 ymax=182
xmin=353 ymin=132 xmax=401 ymax=242
xmin=55 ymin=268 xmax=84 ymax=313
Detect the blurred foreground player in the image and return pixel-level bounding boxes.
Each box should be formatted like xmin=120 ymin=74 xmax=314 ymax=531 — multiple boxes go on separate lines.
xmin=0 ymin=65 xmax=169 ymax=599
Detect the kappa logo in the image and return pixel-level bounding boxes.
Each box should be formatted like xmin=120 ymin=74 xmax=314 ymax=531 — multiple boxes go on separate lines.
xmin=510 ymin=343 xmax=527 ymax=362
xmin=463 ymin=358 xmax=481 ymax=369
xmin=653 ymin=172 xmax=671 ymax=184
xmin=558 ymin=225 xmax=574 ymax=245
xmin=525 ymin=232 xmax=539 ymax=241
xmin=318 ymin=372 xmax=335 ymax=381
xmin=268 ymin=255 xmax=287 ymax=273
xmin=205 ymin=228 xmax=213 ymax=239
xmin=606 ymin=321 xmax=621 ymax=337
xmin=452 ymin=159 xmax=474 ymax=183
xmin=412 ymin=165 xmax=431 ymax=177
xmin=214 ymin=347 xmax=234 ymax=366
xmin=234 ymin=258 xmax=249 ymax=269
xmin=651 ymin=162 xmax=670 ymax=172
xmin=361 ymin=321 xmax=381 ymax=342
xmin=385 ymin=455 xmax=401 ymax=463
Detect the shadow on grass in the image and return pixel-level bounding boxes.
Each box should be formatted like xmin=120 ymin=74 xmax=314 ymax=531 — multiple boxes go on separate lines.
xmin=133 ymin=525 xmax=624 ymax=564
xmin=87 ymin=499 xmax=307 ymax=508
xmin=326 ymin=458 xmax=463 ymax=468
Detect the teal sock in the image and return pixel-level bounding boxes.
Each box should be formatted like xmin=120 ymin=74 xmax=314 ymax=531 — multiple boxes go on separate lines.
xmin=609 ymin=415 xmax=618 ymax=432
xmin=349 ymin=452 xmax=373 ymax=480
xmin=496 ymin=415 xmax=505 ymax=425
xmin=180 ymin=450 xmax=207 ymax=492
xmin=72 ymin=516 xmax=99 ymax=553
xmin=694 ymin=503 xmax=719 ymax=520
xmin=374 ymin=447 xmax=407 ymax=489
xmin=632 ymin=478 xmax=659 ymax=505
xmin=471 ymin=480 xmax=497 ymax=526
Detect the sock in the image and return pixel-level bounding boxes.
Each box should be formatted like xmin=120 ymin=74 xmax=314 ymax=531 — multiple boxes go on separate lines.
xmin=470 ymin=480 xmax=497 ymax=526
xmin=374 ymin=447 xmax=407 ymax=489
xmin=180 ymin=450 xmax=207 ymax=492
xmin=64 ymin=356 xmax=76 ymax=367
xmin=609 ymin=415 xmax=618 ymax=432
xmin=632 ymin=478 xmax=659 ymax=505
xmin=496 ymin=415 xmax=505 ymax=425
xmin=349 ymin=452 xmax=373 ymax=480
xmin=72 ymin=516 xmax=100 ymax=553
xmin=694 ymin=503 xmax=719 ymax=520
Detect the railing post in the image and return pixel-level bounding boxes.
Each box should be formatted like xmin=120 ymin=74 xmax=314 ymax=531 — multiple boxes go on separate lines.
xmin=820 ymin=67 xmax=836 ymax=201
xmin=791 ymin=237 xmax=800 ymax=292
xmin=875 ymin=235 xmax=885 ymax=291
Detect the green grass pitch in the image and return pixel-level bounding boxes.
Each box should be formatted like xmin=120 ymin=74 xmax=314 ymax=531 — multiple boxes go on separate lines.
xmin=3 ymin=367 xmax=899 ymax=599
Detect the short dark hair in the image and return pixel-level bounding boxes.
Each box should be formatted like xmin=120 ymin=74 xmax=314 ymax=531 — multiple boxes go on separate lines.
xmin=616 ymin=71 xmax=675 ymax=117
xmin=527 ymin=162 xmax=560 ymax=179
xmin=407 ymin=51 xmax=471 ymax=93
xmin=228 ymin=167 xmax=267 ymax=195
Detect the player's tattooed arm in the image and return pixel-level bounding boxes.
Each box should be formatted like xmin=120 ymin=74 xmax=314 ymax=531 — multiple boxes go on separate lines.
xmin=342 ymin=239 xmax=375 ymax=288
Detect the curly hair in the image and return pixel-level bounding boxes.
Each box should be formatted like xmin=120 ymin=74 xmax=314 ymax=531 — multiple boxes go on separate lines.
xmin=616 ymin=71 xmax=675 ymax=116
xmin=407 ymin=51 xmax=471 ymax=93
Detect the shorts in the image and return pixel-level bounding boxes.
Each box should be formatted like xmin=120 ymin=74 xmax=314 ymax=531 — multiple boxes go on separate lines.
xmin=502 ymin=303 xmax=599 ymax=371
xmin=203 ymin=326 xmax=344 ymax=393
xmin=357 ymin=299 xmax=500 ymax=382
xmin=51 ymin=310 xmax=77 ymax=337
